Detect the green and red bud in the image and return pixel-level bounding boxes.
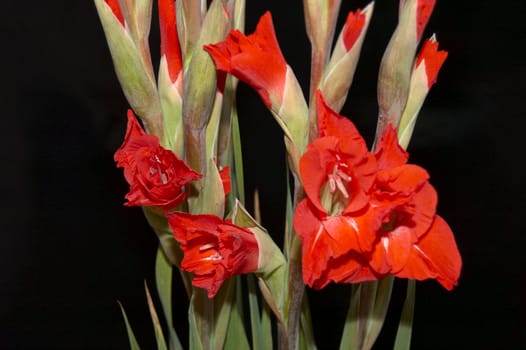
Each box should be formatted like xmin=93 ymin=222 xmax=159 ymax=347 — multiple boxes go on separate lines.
xmin=183 ymin=0 xmax=230 ymax=174
xmin=320 ymin=3 xmax=374 ymax=113
xmin=205 ymin=12 xmax=309 ymax=170
xmin=375 ymin=0 xmax=435 ymax=144
xmin=398 ymin=35 xmax=447 ymax=149
xmin=158 ymin=0 xmax=184 ymax=155
xmin=95 ymin=0 xmax=164 ymax=142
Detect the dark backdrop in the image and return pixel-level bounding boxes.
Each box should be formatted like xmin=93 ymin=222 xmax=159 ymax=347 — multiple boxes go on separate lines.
xmin=8 ymin=0 xmax=525 ymax=349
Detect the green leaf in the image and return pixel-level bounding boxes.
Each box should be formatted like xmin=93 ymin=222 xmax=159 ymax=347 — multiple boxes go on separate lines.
xmin=211 ymin=279 xmax=236 ymax=350
xmin=363 ymin=276 xmax=394 ymax=349
xmin=300 ymin=293 xmax=317 ymax=350
xmin=248 ymin=274 xmax=264 ymax=350
xmin=340 ymin=277 xmax=395 ymax=350
xmin=260 ymin=295 xmax=273 ymax=350
xmin=117 ymin=301 xmax=141 ymax=350
xmin=188 ymin=291 xmax=206 ymax=350
xmin=155 ymin=247 xmax=184 ymax=350
xmin=339 ymin=282 xmax=377 ymax=350
xmin=144 ymin=282 xmax=168 ymax=350
xmin=231 ymin=103 xmax=245 ymax=204
xmin=224 ymin=277 xmax=251 ymax=349
xmin=284 ymin=161 xmax=293 ymax=258
xmin=394 ymin=280 xmax=416 ymax=350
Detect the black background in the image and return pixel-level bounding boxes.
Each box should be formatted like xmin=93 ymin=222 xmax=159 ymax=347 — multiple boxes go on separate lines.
xmin=9 ymin=0 xmax=525 ymax=349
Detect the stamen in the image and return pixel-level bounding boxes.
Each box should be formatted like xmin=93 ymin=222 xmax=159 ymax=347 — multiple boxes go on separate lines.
xmin=335 ymin=177 xmax=349 ymax=198
xmin=336 ymin=170 xmax=352 ymax=182
xmin=382 ymin=236 xmax=389 ymax=251
xmin=199 ymin=243 xmax=216 ymax=251
xmin=328 ymin=174 xmax=336 ymax=193
xmin=202 ymin=253 xmax=223 ymax=261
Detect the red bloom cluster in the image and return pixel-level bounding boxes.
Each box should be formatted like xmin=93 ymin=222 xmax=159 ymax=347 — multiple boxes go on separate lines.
xmin=114 ymin=110 xmax=201 ymax=210
xmin=293 ymin=92 xmax=461 ymax=290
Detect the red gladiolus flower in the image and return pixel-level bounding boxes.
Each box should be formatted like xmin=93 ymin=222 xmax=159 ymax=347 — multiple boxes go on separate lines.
xmin=167 ymin=212 xmax=259 ymax=298
xmin=204 ymin=12 xmax=287 ymax=108
xmin=114 ymin=110 xmax=201 ymax=210
xmin=294 ymin=93 xmax=461 ymax=290
xmin=294 ymin=92 xmax=377 ymax=289
xmin=365 ymin=125 xmax=461 ymax=289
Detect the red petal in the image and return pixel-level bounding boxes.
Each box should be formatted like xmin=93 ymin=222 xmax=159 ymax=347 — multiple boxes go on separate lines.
xmin=204 ymin=12 xmax=287 ymax=108
xmin=300 ymin=137 xmax=337 ymax=213
xmin=375 ymin=164 xmax=429 ymax=196
xmin=219 ymin=166 xmax=231 ymax=196
xmin=395 ymin=215 xmax=462 ymax=290
xmin=410 ymin=182 xmax=437 ymax=237
xmin=316 ymin=91 xmax=367 ymax=150
xmin=416 ymin=37 xmax=448 ymax=89
xmin=416 ymin=0 xmax=436 ymax=40
xmin=159 ymin=0 xmax=183 ymax=83
xmin=342 ymin=9 xmax=366 ymax=51
xmin=104 ymin=0 xmax=125 ymax=26
xmin=372 ymin=226 xmax=418 ymax=274
xmin=311 ymin=251 xmax=373 ymax=289
xmin=374 ymin=124 xmax=408 ymax=170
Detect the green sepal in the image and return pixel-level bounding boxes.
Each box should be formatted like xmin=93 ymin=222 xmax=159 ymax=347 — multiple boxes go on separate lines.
xmin=224 ymin=277 xmax=251 ymax=350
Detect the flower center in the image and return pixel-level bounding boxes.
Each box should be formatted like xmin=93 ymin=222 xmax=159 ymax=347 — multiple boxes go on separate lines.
xmin=199 ymin=243 xmax=223 ymax=261
xmin=327 ymin=156 xmax=352 ymax=198
xmin=321 ymin=154 xmax=352 ymax=216
xmin=149 ymin=154 xmax=169 ymax=184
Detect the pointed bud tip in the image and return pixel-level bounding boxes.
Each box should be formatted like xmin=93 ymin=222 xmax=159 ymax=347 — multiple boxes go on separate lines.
xmin=416 ymin=35 xmax=447 ymax=88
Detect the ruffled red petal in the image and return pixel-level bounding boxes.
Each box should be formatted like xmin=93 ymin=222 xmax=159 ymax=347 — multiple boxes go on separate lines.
xmin=395 ymin=215 xmax=461 ymax=290
xmin=204 ymin=12 xmax=287 ymax=108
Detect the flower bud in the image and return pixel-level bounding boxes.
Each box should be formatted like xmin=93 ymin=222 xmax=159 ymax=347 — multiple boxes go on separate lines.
xmin=398 ymin=35 xmax=447 ymax=149
xmin=183 ymin=0 xmax=230 ymax=173
xmin=321 ymin=3 xmax=374 ymax=112
xmin=95 ymin=0 xmax=164 ymax=141
xmin=158 ymin=0 xmax=184 ymax=155
xmin=375 ymin=0 xmax=435 ymax=143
